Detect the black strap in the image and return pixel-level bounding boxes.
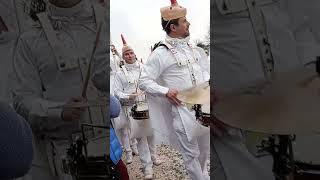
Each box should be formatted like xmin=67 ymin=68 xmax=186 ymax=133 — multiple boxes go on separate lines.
xmin=152 ymin=41 xmax=169 ymax=51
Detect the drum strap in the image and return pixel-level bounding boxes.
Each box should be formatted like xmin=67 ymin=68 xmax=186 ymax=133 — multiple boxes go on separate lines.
xmin=37 ymin=12 xmax=79 ymax=72
xmin=244 ymin=0 xmax=275 ymax=81
xmin=121 ymin=62 xmax=143 ymax=85
xmin=37 ymin=3 xmax=105 ymax=72
xmin=121 ymin=65 xmax=135 ymax=84
xmin=162 ymin=41 xmax=198 ymax=86
xmin=214 ymin=0 xmax=276 ymax=81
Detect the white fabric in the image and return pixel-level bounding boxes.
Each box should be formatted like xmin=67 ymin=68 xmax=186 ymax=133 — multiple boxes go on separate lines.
xmin=117 ymin=115 xmax=152 ymax=172
xmin=211 ymin=0 xmax=305 ymax=179
xmin=212 ymin=135 xmax=274 ymax=180
xmin=139 ymin=36 xmax=210 ymax=142
xmin=280 ymin=0 xmax=320 ymax=64
xmin=135 ymin=137 xmax=153 ymax=172
xmin=146 ymin=135 xmax=158 ymax=158
xmin=139 ymin=35 xmax=210 ymax=180
xmin=113 ymin=61 xmax=141 ymax=103
xmin=280 ymin=0 xmax=320 ymax=165
xmin=119 ymin=127 xmax=131 ymax=152
xmin=13 ymin=0 xmax=108 ymax=138
xmin=110 ymin=52 xmax=121 ymax=95
xmin=113 ymin=60 xmax=152 ymax=138
xmin=212 ymin=0 xmax=301 ymax=92
xmin=13 ymin=1 xmax=108 ymax=179
xmin=113 ymin=60 xmax=153 ymax=171
xmin=0 ymin=0 xmax=32 ymax=103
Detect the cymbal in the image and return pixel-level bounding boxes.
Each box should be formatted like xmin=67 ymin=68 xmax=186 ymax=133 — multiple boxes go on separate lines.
xmin=213 ymin=66 xmax=320 ymax=135
xmin=177 ymin=82 xmax=210 ymax=106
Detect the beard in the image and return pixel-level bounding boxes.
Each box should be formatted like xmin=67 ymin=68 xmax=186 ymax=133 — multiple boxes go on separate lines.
xmin=182 ymin=31 xmax=190 ymax=38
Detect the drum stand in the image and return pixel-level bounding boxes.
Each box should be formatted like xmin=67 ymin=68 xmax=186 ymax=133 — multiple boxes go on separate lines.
xmin=62 ymin=123 xmax=120 ymax=180
xmin=258 ymin=135 xmax=295 ymax=180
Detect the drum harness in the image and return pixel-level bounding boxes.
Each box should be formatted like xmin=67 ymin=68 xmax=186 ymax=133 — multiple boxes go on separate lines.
xmin=121 ymin=62 xmax=145 ymax=117
xmin=157 ymin=40 xmax=209 ymax=126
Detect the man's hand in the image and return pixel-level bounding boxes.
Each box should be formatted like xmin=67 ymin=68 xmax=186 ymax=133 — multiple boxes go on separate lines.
xmin=166 ymin=89 xmax=181 ymax=106
xmin=61 ymin=97 xmax=86 ymax=122
xmin=129 ymin=93 xmax=138 ymax=100
xmin=128 ymin=90 xmax=144 ymax=100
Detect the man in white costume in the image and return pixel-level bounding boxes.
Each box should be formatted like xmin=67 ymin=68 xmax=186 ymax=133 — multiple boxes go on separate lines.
xmin=110 ymin=41 xmax=141 ymax=162
xmin=139 ymin=0 xmax=210 ymax=179
xmin=12 ymin=0 xmax=108 ymax=179
xmin=113 ymin=34 xmax=154 ymax=179
xmin=211 ymin=0 xmax=312 ymax=179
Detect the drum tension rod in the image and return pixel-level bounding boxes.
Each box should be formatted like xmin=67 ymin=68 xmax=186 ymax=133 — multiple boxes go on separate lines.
xmin=257 ymin=135 xmax=296 ymax=180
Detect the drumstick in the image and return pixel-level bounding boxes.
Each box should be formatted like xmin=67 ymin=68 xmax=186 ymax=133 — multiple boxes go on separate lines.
xmin=48 ymin=100 xmax=107 ymax=109
xmin=135 ymin=66 xmax=143 ymax=93
xmin=81 ymin=22 xmax=103 ymax=98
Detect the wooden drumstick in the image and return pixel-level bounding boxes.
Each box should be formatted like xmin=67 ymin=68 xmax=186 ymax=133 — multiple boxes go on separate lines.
xmin=135 ymin=68 xmax=142 ymax=93
xmin=81 ymin=22 xmax=103 ymax=98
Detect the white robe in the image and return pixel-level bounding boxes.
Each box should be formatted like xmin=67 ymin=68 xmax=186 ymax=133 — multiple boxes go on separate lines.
xmin=13 ymin=1 xmax=108 ymax=179
xmin=139 ymin=36 xmax=210 ymax=180
xmin=139 ymin=37 xmax=210 ymax=145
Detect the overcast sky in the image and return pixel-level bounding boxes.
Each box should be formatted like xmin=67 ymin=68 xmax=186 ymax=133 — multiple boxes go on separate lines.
xmin=110 ymin=0 xmax=210 ymax=62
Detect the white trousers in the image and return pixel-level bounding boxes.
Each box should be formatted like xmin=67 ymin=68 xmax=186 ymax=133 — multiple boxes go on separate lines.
xmin=117 ymin=107 xmax=153 ymax=171
xmin=16 ymin=138 xmax=72 ymax=180
xmin=173 ymin=111 xmax=210 ymax=180
xmin=146 ymin=135 xmax=158 ymax=159
xmin=212 ymin=134 xmax=274 ymax=180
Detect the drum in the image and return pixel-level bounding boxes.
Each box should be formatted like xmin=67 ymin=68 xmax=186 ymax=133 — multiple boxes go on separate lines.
xmin=63 ymin=124 xmax=119 ymax=180
xmin=293 ymin=135 xmax=320 ymax=180
xmin=294 ymin=161 xmax=320 ymax=180
xmin=131 ymin=102 xmax=149 ymax=120
xmin=193 ymin=104 xmax=210 ymax=127
xmin=200 ymin=104 xmax=210 ymax=127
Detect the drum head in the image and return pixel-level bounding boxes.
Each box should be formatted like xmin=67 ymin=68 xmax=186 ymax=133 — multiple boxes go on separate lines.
xmin=202 ymin=104 xmax=210 ymax=114
xmin=136 ymin=103 xmax=148 ymax=111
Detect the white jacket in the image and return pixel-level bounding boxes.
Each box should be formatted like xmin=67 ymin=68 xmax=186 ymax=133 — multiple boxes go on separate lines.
xmin=139 ymin=36 xmax=210 ymax=143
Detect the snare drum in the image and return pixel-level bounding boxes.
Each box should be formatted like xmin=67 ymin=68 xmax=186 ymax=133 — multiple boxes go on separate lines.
xmin=293 ymin=135 xmax=320 ymax=179
xmin=193 ymin=104 xmax=211 ymax=127
xmin=131 ymin=102 xmax=149 ymax=120
xmin=201 ymin=105 xmax=211 ymax=127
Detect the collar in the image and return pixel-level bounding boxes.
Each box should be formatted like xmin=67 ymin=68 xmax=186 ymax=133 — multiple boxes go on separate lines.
xmin=165 ymin=35 xmax=190 ymax=47
xmin=124 ymin=61 xmax=140 ymax=70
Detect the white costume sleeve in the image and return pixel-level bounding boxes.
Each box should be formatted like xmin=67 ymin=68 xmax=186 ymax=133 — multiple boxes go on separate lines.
xmin=113 ymin=72 xmax=131 ymax=102
xmin=12 ymin=36 xmax=65 ymax=130
xmin=195 ymin=47 xmax=211 ymax=77
xmin=139 ymin=51 xmax=169 ymax=96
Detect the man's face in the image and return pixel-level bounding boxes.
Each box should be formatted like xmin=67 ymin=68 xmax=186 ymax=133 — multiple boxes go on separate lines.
xmin=110 ymin=45 xmax=116 ymax=53
xmin=172 ymin=17 xmax=190 ymax=38
xmin=123 ymin=49 xmax=136 ymax=64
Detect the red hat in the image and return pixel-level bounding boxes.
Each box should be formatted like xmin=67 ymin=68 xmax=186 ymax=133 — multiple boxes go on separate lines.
xmin=121 ymin=34 xmax=133 ymax=54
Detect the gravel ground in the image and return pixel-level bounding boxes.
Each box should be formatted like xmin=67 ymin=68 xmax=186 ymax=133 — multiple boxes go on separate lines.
xmin=123 ymin=144 xmax=210 ymax=180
